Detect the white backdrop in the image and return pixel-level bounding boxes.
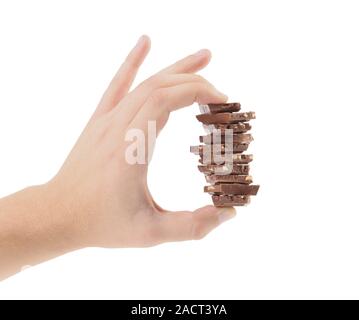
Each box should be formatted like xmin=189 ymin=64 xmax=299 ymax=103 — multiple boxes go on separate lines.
xmin=0 ymin=0 xmax=359 ymax=299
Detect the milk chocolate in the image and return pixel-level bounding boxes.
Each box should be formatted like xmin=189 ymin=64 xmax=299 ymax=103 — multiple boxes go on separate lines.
xmin=190 ymin=143 xmax=249 ymax=155
xmin=204 ymin=184 xmax=260 ymax=195
xmin=199 ymin=153 xmax=253 ymax=164
xmin=193 ymin=101 xmax=258 ymax=207
xmin=212 ymin=195 xmax=250 ymax=207
xmin=204 ymin=123 xmax=252 ymax=133
xmin=199 ymin=103 xmax=241 ymax=114
xmin=205 ymin=174 xmax=252 ymax=184
xmin=196 ymin=112 xmax=256 ymax=124
xmin=198 ymin=164 xmax=250 ymax=175
xmin=199 ymin=133 xmax=253 ymax=144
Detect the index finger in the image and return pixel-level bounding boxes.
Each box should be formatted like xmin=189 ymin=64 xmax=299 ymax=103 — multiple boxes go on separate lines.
xmin=128 ymin=81 xmax=227 ymax=133
xmin=157 ymin=49 xmax=211 ymax=75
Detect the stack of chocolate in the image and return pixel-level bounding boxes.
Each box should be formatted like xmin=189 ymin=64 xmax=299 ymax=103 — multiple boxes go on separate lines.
xmin=190 ymin=102 xmax=259 ymax=207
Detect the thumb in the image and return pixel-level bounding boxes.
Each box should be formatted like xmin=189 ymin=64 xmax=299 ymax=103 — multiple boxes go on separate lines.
xmin=154 ymin=205 xmax=236 ymax=243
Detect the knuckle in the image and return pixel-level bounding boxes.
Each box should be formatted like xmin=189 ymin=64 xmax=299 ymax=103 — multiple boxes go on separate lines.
xmin=145 ymin=74 xmax=164 ymax=89
xmin=137 ymin=75 xmax=159 ymax=92
xmin=191 ymin=222 xmax=207 ymax=240
xmin=202 ymin=82 xmax=213 ymax=91
xmin=157 ymin=112 xmax=170 ymax=131
xmin=191 ymin=74 xmax=206 ymax=83
xmin=195 ymin=81 xmax=209 ymax=91
xmin=193 ymin=82 xmax=211 ymax=99
xmin=148 ymin=88 xmax=166 ymax=106
xmin=146 ymin=75 xmax=160 ymax=86
xmin=138 ymin=210 xmax=164 ymax=247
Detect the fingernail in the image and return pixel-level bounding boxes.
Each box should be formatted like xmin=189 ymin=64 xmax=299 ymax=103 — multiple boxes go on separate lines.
xmin=136 ymin=35 xmax=148 ymax=46
xmin=218 ymin=207 xmax=236 ymax=224
xmin=194 ymin=49 xmax=210 ymax=57
xmin=216 ymin=90 xmax=228 ymax=99
xmin=209 ymin=84 xmax=227 ymax=100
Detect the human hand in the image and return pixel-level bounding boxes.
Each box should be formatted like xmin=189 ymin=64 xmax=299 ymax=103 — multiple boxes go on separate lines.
xmin=46 ymin=35 xmax=236 ymax=249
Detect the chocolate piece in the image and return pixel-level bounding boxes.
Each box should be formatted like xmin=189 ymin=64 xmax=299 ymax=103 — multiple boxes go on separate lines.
xmin=190 ymin=143 xmax=249 ymax=155
xmin=199 ymin=103 xmax=241 ymax=114
xmin=204 ymin=122 xmax=252 ymax=133
xmin=205 ymin=174 xmax=252 ymax=184
xmin=192 ymin=101 xmax=258 ymax=206
xmin=212 ymin=195 xmax=250 ymax=207
xmin=204 ymin=184 xmax=260 ymax=195
xmin=198 ymin=164 xmax=250 ymax=175
xmin=199 ymin=133 xmax=253 ymax=144
xmin=199 ymin=153 xmax=253 ymax=164
xmin=196 ymin=112 xmax=256 ymax=124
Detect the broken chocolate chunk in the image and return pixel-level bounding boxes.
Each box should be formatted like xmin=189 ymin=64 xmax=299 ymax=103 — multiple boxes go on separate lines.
xmin=190 ymin=143 xmax=249 ymax=155
xmin=199 ymin=133 xmax=253 ymax=144
xmin=204 ymin=184 xmax=260 ymax=195
xmin=199 ymin=103 xmax=241 ymax=114
xmin=198 ymin=164 xmax=250 ymax=175
xmin=212 ymin=195 xmax=251 ymax=207
xmin=196 ymin=112 xmax=256 ymax=124
xmin=205 ymin=174 xmax=253 ymax=184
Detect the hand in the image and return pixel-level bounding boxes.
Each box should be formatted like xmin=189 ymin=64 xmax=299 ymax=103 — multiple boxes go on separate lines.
xmin=0 ymin=36 xmax=237 ymax=279
xmin=45 ymin=35 xmax=236 ymax=249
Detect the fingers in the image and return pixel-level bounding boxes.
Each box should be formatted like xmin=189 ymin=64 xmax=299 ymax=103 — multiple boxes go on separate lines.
xmin=150 ymin=82 xmax=227 ymax=113
xmin=128 ymin=81 xmax=227 ymax=132
xmin=112 ymin=49 xmax=212 ymax=124
xmin=158 ymin=49 xmax=211 ymax=75
xmin=93 ymin=35 xmax=151 ymax=118
xmin=115 ymin=73 xmax=216 ymax=124
xmin=153 ymin=206 xmax=236 ymax=243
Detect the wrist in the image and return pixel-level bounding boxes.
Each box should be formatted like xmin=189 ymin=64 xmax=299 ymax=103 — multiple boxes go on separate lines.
xmin=0 ymin=183 xmax=84 ymax=278
xmin=39 ymin=181 xmax=86 ymax=252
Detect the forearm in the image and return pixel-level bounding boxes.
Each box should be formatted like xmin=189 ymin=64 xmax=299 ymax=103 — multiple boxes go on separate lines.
xmin=0 ymin=184 xmax=80 ymax=280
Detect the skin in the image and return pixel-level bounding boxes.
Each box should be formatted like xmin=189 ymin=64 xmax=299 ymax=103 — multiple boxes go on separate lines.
xmin=0 ymin=36 xmax=236 ymax=281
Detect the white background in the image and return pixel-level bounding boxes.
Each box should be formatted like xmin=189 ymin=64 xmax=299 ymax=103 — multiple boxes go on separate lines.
xmin=0 ymin=0 xmax=359 ymax=299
